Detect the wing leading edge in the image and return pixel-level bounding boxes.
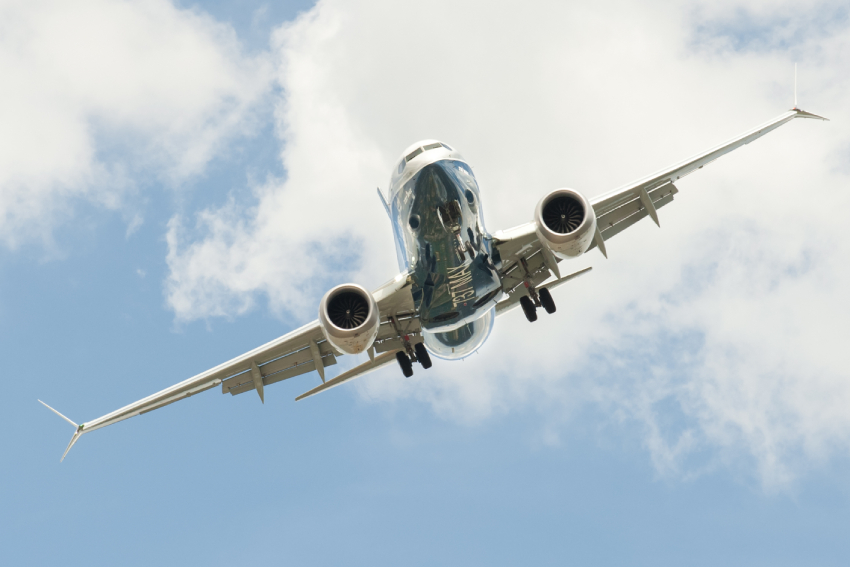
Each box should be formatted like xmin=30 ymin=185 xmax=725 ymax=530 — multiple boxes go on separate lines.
xmin=41 ymin=272 xmax=418 ymax=461
xmin=588 ymin=107 xmax=828 ymax=248
xmin=492 ymin=107 xmax=828 ymax=310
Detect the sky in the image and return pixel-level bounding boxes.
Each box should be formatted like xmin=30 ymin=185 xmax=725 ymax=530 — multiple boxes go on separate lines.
xmin=3 ymin=0 xmax=850 ymax=565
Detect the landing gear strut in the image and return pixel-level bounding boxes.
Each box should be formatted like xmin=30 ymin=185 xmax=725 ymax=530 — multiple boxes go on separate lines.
xmin=518 ymin=257 xmax=557 ymax=322
xmin=395 ymin=344 xmax=433 ymax=377
xmin=389 ymin=315 xmax=433 ymax=377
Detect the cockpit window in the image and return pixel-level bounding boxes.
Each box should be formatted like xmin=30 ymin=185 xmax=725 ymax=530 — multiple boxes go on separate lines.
xmin=397 ymin=159 xmax=405 ymax=174
xmin=406 ymin=143 xmax=446 ymax=163
xmin=405 ymin=147 xmax=424 ymax=162
xmin=441 ymin=143 xmax=453 ymax=151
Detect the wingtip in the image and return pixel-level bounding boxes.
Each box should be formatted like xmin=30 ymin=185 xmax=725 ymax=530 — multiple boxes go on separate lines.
xmin=792 ymin=108 xmax=829 ymax=121
xmin=39 ymin=399 xmax=86 ymax=462
xmin=60 ymin=430 xmax=83 ymax=462
xmin=38 ymin=399 xmax=79 ymax=429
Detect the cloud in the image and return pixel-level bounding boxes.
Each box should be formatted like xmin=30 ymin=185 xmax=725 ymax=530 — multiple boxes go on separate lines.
xmin=165 ymin=0 xmax=850 ymax=486
xmin=0 ymin=0 xmax=272 ymax=248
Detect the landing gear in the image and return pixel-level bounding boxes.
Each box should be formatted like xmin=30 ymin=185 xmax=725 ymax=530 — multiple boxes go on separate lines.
xmin=539 ymin=287 xmax=556 ymax=314
xmin=395 ymin=344 xmax=432 ymax=377
xmin=414 ymin=342 xmax=432 ymax=369
xmin=388 ymin=314 xmax=433 ymax=377
xmin=520 ymin=289 xmax=555 ymax=321
xmin=516 ymin=256 xmax=558 ymax=322
xmin=396 ymin=351 xmax=414 ymax=377
xmin=520 ymin=295 xmax=538 ymax=322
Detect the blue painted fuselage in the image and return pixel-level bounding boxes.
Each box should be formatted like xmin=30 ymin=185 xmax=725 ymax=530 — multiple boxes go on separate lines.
xmin=387 ymin=142 xmax=502 ymax=359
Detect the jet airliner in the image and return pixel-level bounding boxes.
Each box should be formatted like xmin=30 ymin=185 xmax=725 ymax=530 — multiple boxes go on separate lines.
xmin=40 ymin=106 xmax=827 ymax=460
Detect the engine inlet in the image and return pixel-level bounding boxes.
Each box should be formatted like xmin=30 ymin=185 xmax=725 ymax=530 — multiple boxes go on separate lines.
xmin=542 ymin=195 xmax=585 ymax=234
xmin=327 ymin=291 xmax=370 ymax=329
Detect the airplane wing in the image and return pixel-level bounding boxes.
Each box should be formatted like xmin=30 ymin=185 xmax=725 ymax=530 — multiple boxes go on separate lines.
xmin=41 ymin=272 xmax=419 ymax=460
xmin=493 ymin=107 xmax=828 ymax=312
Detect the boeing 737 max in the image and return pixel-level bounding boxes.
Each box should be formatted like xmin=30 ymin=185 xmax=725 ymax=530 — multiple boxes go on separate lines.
xmin=40 ymin=106 xmax=827 ymax=460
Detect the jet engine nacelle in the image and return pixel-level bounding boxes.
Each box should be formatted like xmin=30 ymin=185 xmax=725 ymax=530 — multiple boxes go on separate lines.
xmin=534 ymin=188 xmax=597 ymax=259
xmin=318 ymin=283 xmax=380 ymax=356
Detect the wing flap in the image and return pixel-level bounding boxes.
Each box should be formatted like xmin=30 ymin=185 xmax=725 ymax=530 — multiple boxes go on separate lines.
xmin=52 ymin=271 xmax=421 ymax=449
xmin=600 ymin=191 xmax=676 ymax=242
xmin=223 ymin=353 xmax=338 ymax=396
xmin=595 ymin=183 xmax=678 ymax=233
xmin=220 ymin=340 xmax=339 ymax=395
xmin=76 ymin=319 xmax=324 ymax=433
xmin=588 ymin=183 xmax=678 ymax=250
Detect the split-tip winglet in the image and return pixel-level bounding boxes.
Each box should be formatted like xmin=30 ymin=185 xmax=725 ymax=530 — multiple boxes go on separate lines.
xmin=38 ymin=400 xmax=85 ymax=462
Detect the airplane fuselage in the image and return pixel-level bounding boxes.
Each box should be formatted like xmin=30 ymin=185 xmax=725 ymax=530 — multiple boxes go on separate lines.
xmin=388 ymin=140 xmax=503 ymax=359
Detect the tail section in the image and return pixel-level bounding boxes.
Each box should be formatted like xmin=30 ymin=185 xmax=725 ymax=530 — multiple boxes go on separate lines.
xmin=39 ymin=400 xmax=85 ymax=462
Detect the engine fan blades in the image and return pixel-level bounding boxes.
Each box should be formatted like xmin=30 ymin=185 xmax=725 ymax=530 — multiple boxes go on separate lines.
xmin=542 ymin=196 xmax=584 ymax=234
xmin=327 ymin=291 xmax=369 ymax=329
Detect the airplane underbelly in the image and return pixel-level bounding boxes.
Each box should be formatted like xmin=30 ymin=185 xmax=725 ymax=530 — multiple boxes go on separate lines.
xmin=390 ymin=159 xmax=503 ymax=333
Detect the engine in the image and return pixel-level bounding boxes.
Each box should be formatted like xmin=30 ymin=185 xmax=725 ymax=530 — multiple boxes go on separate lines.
xmin=318 ymin=284 xmax=380 ymax=355
xmin=534 ymin=188 xmax=597 ymax=259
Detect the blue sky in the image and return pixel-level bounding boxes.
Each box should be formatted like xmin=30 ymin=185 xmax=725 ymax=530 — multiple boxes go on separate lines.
xmin=3 ymin=1 xmax=850 ymax=565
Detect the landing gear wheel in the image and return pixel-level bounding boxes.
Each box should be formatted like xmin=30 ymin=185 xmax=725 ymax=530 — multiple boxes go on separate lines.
xmin=414 ymin=342 xmax=432 ymax=369
xmin=519 ymin=295 xmax=537 ymax=322
xmin=539 ymin=287 xmax=556 ymax=314
xmin=396 ymin=351 xmax=414 ymax=377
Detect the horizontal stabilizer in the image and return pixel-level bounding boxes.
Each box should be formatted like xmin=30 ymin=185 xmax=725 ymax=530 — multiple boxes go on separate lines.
xmin=545 ymin=266 xmax=593 ymax=293
xmin=495 ymin=266 xmax=593 ymax=316
xmin=296 ymin=351 xmax=398 ymax=401
xmin=377 ymin=187 xmax=391 ymax=217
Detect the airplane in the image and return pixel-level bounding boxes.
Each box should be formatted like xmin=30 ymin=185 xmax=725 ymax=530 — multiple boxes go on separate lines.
xmin=40 ymin=105 xmax=827 ymax=461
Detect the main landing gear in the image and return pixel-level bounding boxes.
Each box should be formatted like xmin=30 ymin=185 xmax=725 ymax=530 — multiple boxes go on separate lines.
xmin=520 ymin=288 xmax=556 ymax=322
xmin=395 ymin=343 xmax=432 ymax=378
xmin=388 ymin=315 xmax=433 ymax=378
xmin=517 ymin=257 xmax=557 ymax=323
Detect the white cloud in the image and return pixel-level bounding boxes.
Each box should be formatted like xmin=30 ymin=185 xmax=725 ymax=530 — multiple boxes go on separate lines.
xmin=0 ymin=0 xmax=272 ymax=248
xmin=165 ymin=0 xmax=850 ymax=486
